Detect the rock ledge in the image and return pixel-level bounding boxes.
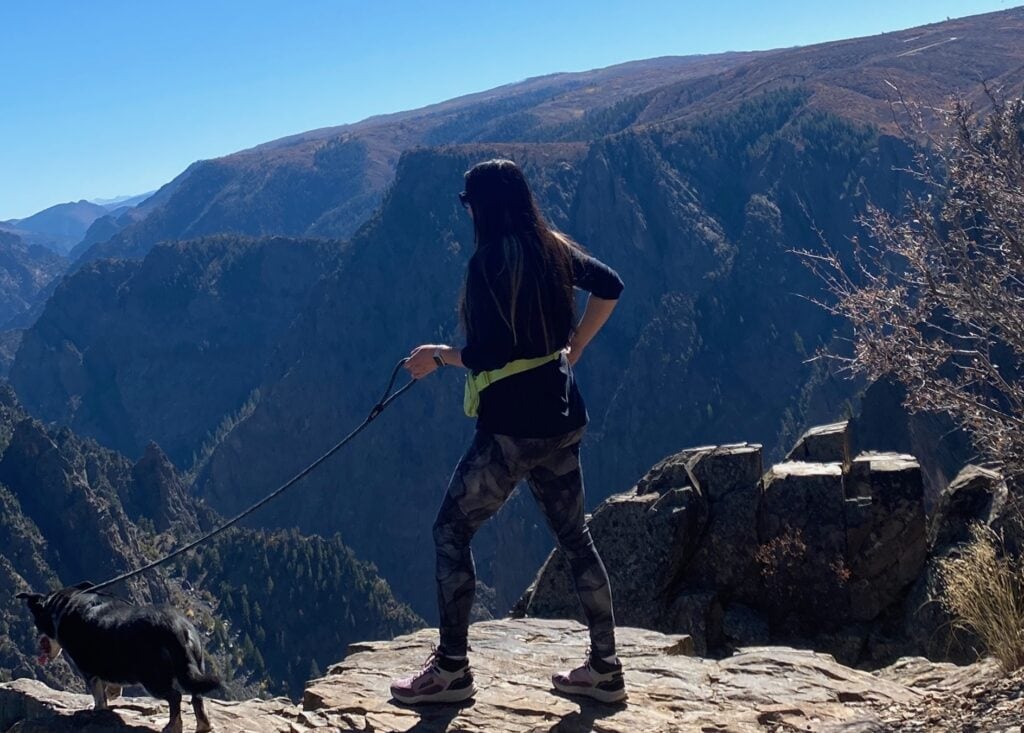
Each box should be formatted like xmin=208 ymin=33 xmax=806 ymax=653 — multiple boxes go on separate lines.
xmin=4 ymin=618 xmax=1006 ymax=732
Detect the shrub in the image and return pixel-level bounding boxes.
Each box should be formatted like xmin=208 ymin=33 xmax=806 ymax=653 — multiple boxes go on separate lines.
xmin=797 ymin=94 xmax=1024 ymax=484
xmin=937 ymin=523 xmax=1024 ymax=672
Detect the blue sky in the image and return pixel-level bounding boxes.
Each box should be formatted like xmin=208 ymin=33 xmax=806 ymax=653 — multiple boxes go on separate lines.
xmin=0 ymin=0 xmax=1016 ymax=219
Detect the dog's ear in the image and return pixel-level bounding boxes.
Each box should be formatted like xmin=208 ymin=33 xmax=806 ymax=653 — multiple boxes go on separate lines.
xmin=15 ymin=592 xmax=43 ymax=607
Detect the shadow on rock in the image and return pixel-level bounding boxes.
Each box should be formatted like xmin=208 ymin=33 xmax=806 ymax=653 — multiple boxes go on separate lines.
xmin=47 ymin=708 xmax=156 ymax=732
xmin=548 ymin=691 xmax=627 ymax=732
xmin=391 ymin=697 xmax=475 ymax=732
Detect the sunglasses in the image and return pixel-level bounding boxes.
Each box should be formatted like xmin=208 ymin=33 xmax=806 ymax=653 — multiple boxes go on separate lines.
xmin=458 ymin=191 xmax=470 ymax=210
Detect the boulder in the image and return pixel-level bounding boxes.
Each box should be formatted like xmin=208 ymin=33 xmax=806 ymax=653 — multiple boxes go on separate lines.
xmin=519 ymin=426 xmax=963 ymax=666
xmin=844 ymin=452 xmax=926 ymax=621
xmin=904 ymin=464 xmax=1009 ymax=664
xmin=758 ymin=461 xmax=848 ymax=625
xmin=662 ymin=590 xmax=723 ymax=656
xmin=928 ymin=465 xmax=1007 ymax=552
xmin=516 ymin=483 xmax=707 ymax=631
xmin=787 ymin=421 xmax=851 ymax=465
xmin=675 ymin=444 xmax=764 ymax=605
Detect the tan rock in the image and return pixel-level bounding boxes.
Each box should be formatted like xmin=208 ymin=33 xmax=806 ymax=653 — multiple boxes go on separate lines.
xmin=0 ymin=677 xmax=331 ymax=732
xmin=3 ymin=619 xmax=1009 ymax=732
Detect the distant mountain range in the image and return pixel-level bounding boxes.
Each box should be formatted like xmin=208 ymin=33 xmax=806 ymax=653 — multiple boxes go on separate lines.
xmin=0 ymin=192 xmax=154 ymax=256
xmin=90 ymin=192 xmax=155 ymax=208
xmin=9 ymin=8 xmax=1024 ymax=623
xmin=1 ymin=200 xmax=108 ymax=255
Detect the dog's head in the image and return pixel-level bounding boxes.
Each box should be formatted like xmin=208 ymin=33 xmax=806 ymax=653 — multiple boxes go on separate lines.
xmin=17 ymin=591 xmax=64 ymax=665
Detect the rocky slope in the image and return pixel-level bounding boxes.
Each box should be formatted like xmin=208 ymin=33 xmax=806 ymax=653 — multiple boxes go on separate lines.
xmin=11 ymin=235 xmax=341 ymax=466
xmin=70 ymin=9 xmax=1024 ymax=269
xmin=72 ymin=53 xmax=760 ymax=267
xmin=0 ymin=387 xmax=420 ymax=698
xmin=0 ymin=232 xmax=66 ymax=330
xmin=0 ymin=416 xmax=1017 ymax=731
xmin=1 ymin=618 xmax=1018 ymax=732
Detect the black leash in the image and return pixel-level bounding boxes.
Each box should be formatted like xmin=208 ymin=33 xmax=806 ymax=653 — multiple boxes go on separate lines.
xmin=88 ymin=358 xmax=415 ymax=593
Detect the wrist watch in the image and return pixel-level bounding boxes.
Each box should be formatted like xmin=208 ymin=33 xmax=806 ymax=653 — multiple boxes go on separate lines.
xmin=432 ymin=348 xmax=446 ymax=368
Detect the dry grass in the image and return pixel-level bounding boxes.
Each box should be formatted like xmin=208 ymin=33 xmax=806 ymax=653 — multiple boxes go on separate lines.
xmin=938 ymin=523 xmax=1024 ymax=673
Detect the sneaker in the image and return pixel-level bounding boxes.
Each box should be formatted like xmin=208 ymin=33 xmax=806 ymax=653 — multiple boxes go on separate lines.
xmin=390 ymin=648 xmax=476 ymax=704
xmin=552 ymin=653 xmax=627 ymax=703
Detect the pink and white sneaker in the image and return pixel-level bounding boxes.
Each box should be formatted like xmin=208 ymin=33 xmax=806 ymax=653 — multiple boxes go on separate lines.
xmin=552 ymin=653 xmax=627 ymax=703
xmin=390 ymin=649 xmax=476 ymax=705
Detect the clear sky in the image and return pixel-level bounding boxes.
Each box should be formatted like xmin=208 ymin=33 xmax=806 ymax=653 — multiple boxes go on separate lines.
xmin=0 ymin=0 xmax=1017 ymax=219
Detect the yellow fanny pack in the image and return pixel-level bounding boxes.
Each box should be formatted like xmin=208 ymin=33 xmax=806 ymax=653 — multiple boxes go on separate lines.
xmin=463 ymin=350 xmax=563 ymax=417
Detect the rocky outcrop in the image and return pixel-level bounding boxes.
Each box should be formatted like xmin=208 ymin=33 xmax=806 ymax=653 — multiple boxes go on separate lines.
xmin=2 ymin=618 xmax=1014 ymax=732
xmin=786 ymin=421 xmax=851 ymax=464
xmin=903 ymin=464 xmax=1021 ymax=663
xmin=124 ymin=443 xmax=202 ymax=535
xmin=849 ymin=378 xmax=975 ymax=508
xmin=517 ymin=422 xmax=930 ymax=665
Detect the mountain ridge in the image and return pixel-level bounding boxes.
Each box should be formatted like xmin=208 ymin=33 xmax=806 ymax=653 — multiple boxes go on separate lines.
xmin=10 ymin=5 xmax=1024 ymax=622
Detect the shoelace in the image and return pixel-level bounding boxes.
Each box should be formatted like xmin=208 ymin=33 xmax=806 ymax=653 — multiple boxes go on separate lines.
xmin=422 ymin=645 xmax=443 ymax=673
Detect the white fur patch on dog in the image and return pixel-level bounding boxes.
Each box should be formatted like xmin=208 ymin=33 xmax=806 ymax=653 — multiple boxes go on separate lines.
xmin=38 ymin=634 xmax=62 ymax=664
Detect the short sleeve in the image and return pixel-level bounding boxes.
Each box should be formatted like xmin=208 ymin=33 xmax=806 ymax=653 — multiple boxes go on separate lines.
xmin=569 ymin=247 xmax=624 ymax=299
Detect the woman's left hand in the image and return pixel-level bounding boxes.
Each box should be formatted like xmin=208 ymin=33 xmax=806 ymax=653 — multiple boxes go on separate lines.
xmin=405 ymin=344 xmax=447 ymax=379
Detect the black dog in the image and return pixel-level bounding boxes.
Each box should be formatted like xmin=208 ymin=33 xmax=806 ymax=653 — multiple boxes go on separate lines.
xmin=18 ymin=583 xmax=219 ymax=733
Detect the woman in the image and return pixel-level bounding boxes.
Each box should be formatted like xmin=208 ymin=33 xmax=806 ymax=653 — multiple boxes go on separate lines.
xmin=391 ymin=159 xmax=625 ymax=705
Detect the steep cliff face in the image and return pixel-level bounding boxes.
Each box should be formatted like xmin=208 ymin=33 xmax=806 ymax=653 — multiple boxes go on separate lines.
xmin=0 ymin=231 xmax=66 ymax=328
xmin=11 ymin=236 xmax=340 ymax=466
xmin=188 ymin=96 xmax=902 ymax=619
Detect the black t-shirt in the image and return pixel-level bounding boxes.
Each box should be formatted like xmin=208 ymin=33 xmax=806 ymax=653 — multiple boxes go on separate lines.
xmin=460 ymin=241 xmax=624 ymax=438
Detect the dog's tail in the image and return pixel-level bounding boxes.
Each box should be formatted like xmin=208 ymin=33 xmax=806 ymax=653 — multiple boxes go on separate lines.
xmin=178 ymin=623 xmax=221 ymax=695
xmin=182 ymin=665 xmax=221 ymax=695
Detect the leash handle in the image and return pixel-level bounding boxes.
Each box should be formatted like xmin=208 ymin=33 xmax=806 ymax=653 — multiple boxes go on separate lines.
xmin=87 ymin=358 xmax=415 ymax=593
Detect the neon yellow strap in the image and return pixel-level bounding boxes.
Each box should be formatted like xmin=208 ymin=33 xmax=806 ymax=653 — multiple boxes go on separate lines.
xmin=463 ymin=350 xmax=563 ymax=417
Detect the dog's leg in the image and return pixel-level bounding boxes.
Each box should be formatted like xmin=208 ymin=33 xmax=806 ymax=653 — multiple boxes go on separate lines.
xmin=88 ymin=677 xmax=107 ymax=710
xmin=192 ymin=695 xmax=212 ymax=733
xmin=161 ymin=690 xmax=183 ymax=733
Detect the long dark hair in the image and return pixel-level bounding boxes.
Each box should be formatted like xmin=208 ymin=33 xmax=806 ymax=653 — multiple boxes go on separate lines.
xmin=460 ymin=159 xmax=576 ymax=352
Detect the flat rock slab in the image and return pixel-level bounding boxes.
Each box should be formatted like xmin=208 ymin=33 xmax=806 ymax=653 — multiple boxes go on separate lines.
xmin=0 ymin=677 xmax=331 ymax=732
xmin=303 ymin=619 xmax=922 ymax=732
xmin=0 ymin=619 xmax=996 ymax=733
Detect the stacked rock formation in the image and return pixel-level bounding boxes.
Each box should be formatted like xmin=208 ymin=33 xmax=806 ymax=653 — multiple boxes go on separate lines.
xmin=515 ymin=421 xmax=935 ymax=664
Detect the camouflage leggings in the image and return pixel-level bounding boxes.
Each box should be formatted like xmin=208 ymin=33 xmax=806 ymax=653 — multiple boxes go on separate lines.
xmin=433 ymin=427 xmax=616 ymax=659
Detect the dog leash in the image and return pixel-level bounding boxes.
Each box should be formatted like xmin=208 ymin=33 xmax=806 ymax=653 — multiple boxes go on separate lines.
xmin=87 ymin=358 xmax=416 ymax=593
